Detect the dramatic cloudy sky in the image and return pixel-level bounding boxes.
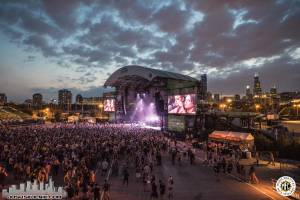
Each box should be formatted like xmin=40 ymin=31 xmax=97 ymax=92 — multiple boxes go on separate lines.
xmin=0 ymin=0 xmax=300 ymax=102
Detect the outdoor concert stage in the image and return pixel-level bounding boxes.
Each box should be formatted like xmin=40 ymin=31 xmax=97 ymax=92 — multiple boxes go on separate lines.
xmin=104 ymin=65 xmax=207 ymax=132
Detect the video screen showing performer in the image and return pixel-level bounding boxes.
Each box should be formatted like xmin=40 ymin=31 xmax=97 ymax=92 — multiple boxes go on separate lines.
xmin=104 ymin=99 xmax=115 ymax=112
xmin=168 ymin=94 xmax=196 ymax=114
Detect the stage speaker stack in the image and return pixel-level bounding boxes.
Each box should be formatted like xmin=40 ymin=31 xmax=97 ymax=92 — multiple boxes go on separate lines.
xmin=155 ymin=92 xmax=164 ymax=114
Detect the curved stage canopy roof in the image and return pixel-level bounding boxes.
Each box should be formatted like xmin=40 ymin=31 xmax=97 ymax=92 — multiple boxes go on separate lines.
xmin=104 ymin=65 xmax=198 ymax=87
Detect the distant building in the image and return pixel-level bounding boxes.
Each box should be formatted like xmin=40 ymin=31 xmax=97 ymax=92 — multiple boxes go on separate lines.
xmin=213 ymin=94 xmax=220 ymax=102
xmin=280 ymin=92 xmax=297 ymax=102
xmin=253 ymin=74 xmax=262 ymax=96
xmin=58 ymin=89 xmax=72 ymax=110
xmin=234 ymin=94 xmax=241 ymax=101
xmin=23 ymin=99 xmax=33 ymax=108
xmin=75 ymin=94 xmax=83 ymax=104
xmin=270 ymin=86 xmax=277 ymax=95
xmin=200 ymin=74 xmax=207 ymax=100
xmin=0 ymin=93 xmax=7 ymax=105
xmin=246 ymin=85 xmax=252 ymax=99
xmin=207 ymin=91 xmax=213 ymax=102
xmin=50 ymin=99 xmax=57 ymax=104
xmin=198 ymin=74 xmax=207 ymax=100
xmin=32 ymin=93 xmax=43 ymax=108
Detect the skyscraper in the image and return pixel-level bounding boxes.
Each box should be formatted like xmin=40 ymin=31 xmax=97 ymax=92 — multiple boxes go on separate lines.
xmin=75 ymin=94 xmax=83 ymax=104
xmin=234 ymin=94 xmax=241 ymax=101
xmin=253 ymin=73 xmax=262 ymax=96
xmin=246 ymin=85 xmax=251 ymax=97
xmin=270 ymin=86 xmax=277 ymax=95
xmin=32 ymin=93 xmax=43 ymax=108
xmin=0 ymin=93 xmax=7 ymax=105
xmin=213 ymin=93 xmax=220 ymax=102
xmin=200 ymin=74 xmax=207 ymax=100
xmin=58 ymin=89 xmax=72 ymax=110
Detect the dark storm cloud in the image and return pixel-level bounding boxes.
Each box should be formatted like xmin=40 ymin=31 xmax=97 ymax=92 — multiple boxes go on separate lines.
xmin=19 ymin=13 xmax=62 ymax=38
xmin=23 ymin=34 xmax=58 ymax=57
xmin=1 ymin=26 xmax=23 ymax=41
xmin=42 ymin=0 xmax=87 ymax=32
xmin=189 ymin=0 xmax=300 ymax=67
xmin=0 ymin=1 xmax=62 ymax=38
xmin=0 ymin=0 xmax=300 ymax=95
xmin=151 ymin=3 xmax=190 ymax=33
xmin=108 ymin=0 xmax=153 ymax=23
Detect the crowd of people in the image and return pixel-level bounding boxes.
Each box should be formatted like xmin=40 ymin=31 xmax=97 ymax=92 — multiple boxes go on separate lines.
xmin=0 ymin=122 xmax=267 ymax=199
xmin=0 ymin=123 xmax=179 ymax=199
xmin=205 ymin=141 xmax=259 ymax=184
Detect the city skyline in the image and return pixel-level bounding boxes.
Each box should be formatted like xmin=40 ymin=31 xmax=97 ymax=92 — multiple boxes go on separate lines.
xmin=0 ymin=0 xmax=300 ymax=102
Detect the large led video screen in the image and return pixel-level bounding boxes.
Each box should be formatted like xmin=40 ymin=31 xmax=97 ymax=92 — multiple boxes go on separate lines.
xmin=168 ymin=115 xmax=185 ymax=132
xmin=168 ymin=94 xmax=196 ymax=114
xmin=104 ymin=99 xmax=115 ymax=112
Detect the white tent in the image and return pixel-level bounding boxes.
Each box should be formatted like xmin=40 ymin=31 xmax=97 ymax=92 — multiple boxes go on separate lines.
xmin=209 ymin=130 xmax=254 ymax=149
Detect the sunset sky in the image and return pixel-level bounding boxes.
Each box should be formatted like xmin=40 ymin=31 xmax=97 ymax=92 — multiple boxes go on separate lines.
xmin=0 ymin=0 xmax=299 ymax=102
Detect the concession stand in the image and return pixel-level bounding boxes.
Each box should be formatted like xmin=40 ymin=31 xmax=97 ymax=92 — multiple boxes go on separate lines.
xmin=209 ymin=131 xmax=255 ymax=157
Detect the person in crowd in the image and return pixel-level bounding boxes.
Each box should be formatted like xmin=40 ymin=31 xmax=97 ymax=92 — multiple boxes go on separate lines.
xmin=171 ymin=149 xmax=176 ymax=165
xmin=227 ymin=160 xmax=233 ymax=174
xmin=213 ymin=159 xmax=220 ymax=182
xmin=0 ymin=165 xmax=8 ymax=189
xmin=177 ymin=152 xmax=182 ymax=166
xmin=221 ymin=157 xmax=227 ymax=173
xmin=267 ymin=152 xmax=275 ymax=166
xmin=151 ymin=180 xmax=159 ymax=199
xmin=135 ymin=168 xmax=141 ymax=182
xmin=102 ymin=179 xmax=110 ymax=200
xmin=167 ymin=176 xmax=174 ymax=200
xmin=123 ymin=168 xmax=130 ymax=186
xmin=93 ymin=183 xmax=101 ymax=200
xmin=249 ymin=165 xmax=259 ymax=184
xmin=66 ymin=184 xmax=75 ymax=199
xmin=159 ymin=179 xmax=166 ymax=199
xmin=240 ymin=165 xmax=246 ymax=182
xmin=101 ymin=160 xmax=109 ymax=176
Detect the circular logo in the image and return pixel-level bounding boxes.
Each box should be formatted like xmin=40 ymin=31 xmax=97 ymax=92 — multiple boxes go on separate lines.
xmin=276 ymin=176 xmax=296 ymax=196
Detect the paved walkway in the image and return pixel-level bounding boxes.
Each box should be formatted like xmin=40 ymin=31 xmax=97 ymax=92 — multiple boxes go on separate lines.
xmin=106 ymin=153 xmax=274 ymax=200
xmin=175 ymin=141 xmax=300 ymax=200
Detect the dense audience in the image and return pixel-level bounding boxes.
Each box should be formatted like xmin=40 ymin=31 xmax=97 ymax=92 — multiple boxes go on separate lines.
xmin=0 ymin=123 xmax=173 ymax=199
xmin=0 ymin=122 xmax=264 ymax=199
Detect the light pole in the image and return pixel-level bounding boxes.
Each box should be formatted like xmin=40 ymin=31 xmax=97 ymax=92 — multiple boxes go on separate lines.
xmin=255 ymin=104 xmax=261 ymax=112
xmin=219 ymin=104 xmax=226 ymax=111
xmin=98 ymin=103 xmax=103 ymax=119
xmin=44 ymin=108 xmax=50 ymax=121
xmin=226 ymin=99 xmax=232 ymax=111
